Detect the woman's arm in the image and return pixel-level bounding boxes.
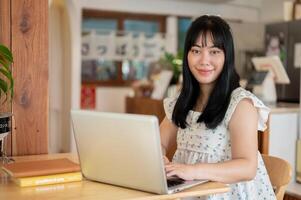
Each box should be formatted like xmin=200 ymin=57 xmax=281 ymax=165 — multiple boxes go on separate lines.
xmin=165 ymin=99 xmax=259 ymax=183
xmin=160 ymin=117 xmax=178 ymax=157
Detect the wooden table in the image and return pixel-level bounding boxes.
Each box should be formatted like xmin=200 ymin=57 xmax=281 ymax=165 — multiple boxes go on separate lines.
xmin=0 ymin=153 xmax=230 ymax=200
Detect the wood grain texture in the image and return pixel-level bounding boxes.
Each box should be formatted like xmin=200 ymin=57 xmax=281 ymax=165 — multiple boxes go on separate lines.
xmin=125 ymin=96 xmax=165 ymax=123
xmin=284 ymin=193 xmax=301 ymax=200
xmin=262 ymin=154 xmax=292 ymax=200
xmin=0 ymin=0 xmax=12 ymax=156
xmin=0 ymin=0 xmax=11 ymax=48
xmin=11 ymin=0 xmax=48 ymax=155
xmin=258 ymin=117 xmax=269 ymax=154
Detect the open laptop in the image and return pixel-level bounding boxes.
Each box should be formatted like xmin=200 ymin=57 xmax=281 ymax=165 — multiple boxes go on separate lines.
xmin=71 ymin=110 xmax=207 ymax=194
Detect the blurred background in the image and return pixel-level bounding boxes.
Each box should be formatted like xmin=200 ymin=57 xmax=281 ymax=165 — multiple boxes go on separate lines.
xmin=49 ymin=1 xmax=301 ymax=197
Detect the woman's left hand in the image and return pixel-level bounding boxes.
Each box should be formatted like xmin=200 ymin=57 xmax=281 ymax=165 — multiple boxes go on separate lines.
xmin=165 ymin=163 xmax=197 ymax=180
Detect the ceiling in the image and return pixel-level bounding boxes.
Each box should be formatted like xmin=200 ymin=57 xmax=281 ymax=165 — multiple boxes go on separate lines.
xmin=193 ymin=0 xmax=234 ymax=3
xmin=164 ymin=0 xmax=266 ymax=10
xmin=170 ymin=0 xmax=234 ymax=3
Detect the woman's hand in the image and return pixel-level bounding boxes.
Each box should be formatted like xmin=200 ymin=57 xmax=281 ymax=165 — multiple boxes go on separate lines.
xmin=165 ymin=163 xmax=197 ymax=181
xmin=163 ymin=156 xmax=170 ymax=164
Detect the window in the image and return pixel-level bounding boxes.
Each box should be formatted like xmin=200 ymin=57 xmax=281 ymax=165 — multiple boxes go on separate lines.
xmin=177 ymin=17 xmax=192 ymax=52
xmin=81 ymin=10 xmax=166 ymax=86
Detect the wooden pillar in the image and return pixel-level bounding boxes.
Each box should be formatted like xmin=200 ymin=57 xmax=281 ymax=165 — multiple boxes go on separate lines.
xmin=0 ymin=0 xmax=12 ymax=156
xmin=0 ymin=0 xmax=49 ymax=155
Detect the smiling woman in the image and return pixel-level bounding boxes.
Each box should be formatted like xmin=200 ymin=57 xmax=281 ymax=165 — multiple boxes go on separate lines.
xmin=187 ymin=35 xmax=225 ymax=86
xmin=159 ymin=15 xmax=276 ymax=200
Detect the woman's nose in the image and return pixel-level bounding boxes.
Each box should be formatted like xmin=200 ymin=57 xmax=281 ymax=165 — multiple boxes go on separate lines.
xmin=199 ymin=51 xmax=210 ymax=65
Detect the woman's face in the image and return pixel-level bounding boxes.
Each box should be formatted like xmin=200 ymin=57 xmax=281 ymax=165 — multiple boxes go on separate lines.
xmin=187 ymin=33 xmax=225 ymax=86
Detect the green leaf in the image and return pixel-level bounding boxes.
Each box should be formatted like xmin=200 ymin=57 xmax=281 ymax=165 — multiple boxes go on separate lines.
xmin=0 ymin=44 xmax=13 ymax=102
xmin=0 ymin=68 xmax=13 ymax=88
xmin=8 ymin=77 xmax=14 ymax=99
xmin=0 ymin=67 xmax=13 ymax=80
xmin=0 ymin=45 xmax=13 ymax=63
xmin=0 ymin=58 xmax=10 ymax=69
xmin=0 ymin=78 xmax=8 ymax=93
xmin=0 ymin=78 xmax=8 ymax=103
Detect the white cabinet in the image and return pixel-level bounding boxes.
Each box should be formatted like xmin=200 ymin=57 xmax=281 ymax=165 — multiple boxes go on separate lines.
xmin=269 ymin=112 xmax=299 ymax=183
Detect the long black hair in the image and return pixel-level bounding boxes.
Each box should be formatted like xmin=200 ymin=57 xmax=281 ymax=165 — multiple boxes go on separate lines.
xmin=172 ymin=15 xmax=240 ymax=129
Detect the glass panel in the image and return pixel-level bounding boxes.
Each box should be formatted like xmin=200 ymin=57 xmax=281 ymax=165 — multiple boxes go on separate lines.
xmin=122 ymin=60 xmax=150 ymax=80
xmin=124 ymin=19 xmax=159 ymax=36
xmin=81 ymin=18 xmax=118 ymax=82
xmin=178 ymin=18 xmax=192 ymax=52
xmin=81 ymin=59 xmax=118 ymax=81
xmin=123 ymin=20 xmax=159 ymax=80
xmin=82 ymin=18 xmax=117 ymax=31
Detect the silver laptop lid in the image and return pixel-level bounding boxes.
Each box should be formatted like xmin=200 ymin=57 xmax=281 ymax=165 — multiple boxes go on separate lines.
xmin=71 ymin=110 xmax=168 ymax=194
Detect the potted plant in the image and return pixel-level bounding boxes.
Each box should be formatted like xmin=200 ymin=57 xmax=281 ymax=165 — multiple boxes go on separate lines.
xmin=159 ymin=52 xmax=183 ymax=85
xmin=0 ymin=44 xmax=14 ymax=159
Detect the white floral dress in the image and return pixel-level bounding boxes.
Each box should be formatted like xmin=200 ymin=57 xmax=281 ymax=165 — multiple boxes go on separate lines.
xmin=163 ymin=87 xmax=276 ymax=200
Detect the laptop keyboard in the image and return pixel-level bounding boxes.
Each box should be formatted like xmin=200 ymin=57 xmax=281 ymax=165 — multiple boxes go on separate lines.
xmin=167 ymin=177 xmax=185 ymax=187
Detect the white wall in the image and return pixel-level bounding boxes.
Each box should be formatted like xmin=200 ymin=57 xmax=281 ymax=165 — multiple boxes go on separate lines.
xmin=49 ymin=0 xmax=73 ymax=153
xmin=81 ymin=0 xmax=260 ymax=22
xmin=269 ymin=113 xmax=299 ymax=183
xmin=49 ymin=1 xmax=64 ymax=153
xmin=260 ymin=0 xmax=285 ymax=23
xmin=49 ymin=0 xmax=81 ymax=153
xmin=229 ymin=21 xmax=265 ymax=76
xmin=96 ymin=87 xmax=134 ymax=113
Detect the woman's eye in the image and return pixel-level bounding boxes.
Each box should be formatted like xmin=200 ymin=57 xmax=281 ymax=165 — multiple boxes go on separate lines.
xmin=210 ymin=50 xmax=221 ymax=55
xmin=191 ymin=49 xmax=201 ymax=54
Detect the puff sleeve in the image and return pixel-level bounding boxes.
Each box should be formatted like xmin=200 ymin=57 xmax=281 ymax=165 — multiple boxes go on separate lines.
xmin=224 ymin=88 xmax=270 ymax=131
xmin=163 ymin=95 xmax=178 ymax=121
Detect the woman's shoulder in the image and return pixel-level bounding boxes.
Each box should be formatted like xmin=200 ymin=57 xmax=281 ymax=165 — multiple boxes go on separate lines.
xmin=231 ymin=87 xmax=254 ymax=98
xmin=230 ymin=87 xmax=265 ymax=106
xmin=163 ymin=92 xmax=179 ymax=106
xmin=163 ymin=93 xmax=180 ymax=120
xmin=225 ymin=87 xmax=270 ymax=131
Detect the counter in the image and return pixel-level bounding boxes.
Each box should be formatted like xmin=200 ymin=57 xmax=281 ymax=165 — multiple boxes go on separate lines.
xmin=268 ymin=102 xmax=301 ymax=198
xmin=268 ymin=102 xmax=299 ymax=114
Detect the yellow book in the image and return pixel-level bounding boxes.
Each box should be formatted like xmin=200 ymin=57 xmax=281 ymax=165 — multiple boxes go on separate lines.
xmin=13 ymin=172 xmax=82 ymax=187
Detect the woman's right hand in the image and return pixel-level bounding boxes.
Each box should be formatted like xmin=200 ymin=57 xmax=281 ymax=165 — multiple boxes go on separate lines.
xmin=163 ymin=156 xmax=170 ymax=164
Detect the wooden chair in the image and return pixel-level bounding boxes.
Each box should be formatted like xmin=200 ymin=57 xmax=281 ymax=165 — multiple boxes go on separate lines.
xmin=262 ymin=154 xmax=292 ymax=200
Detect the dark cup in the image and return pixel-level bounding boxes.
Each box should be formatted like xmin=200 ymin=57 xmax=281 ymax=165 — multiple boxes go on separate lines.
xmin=0 ymin=113 xmax=12 ymax=134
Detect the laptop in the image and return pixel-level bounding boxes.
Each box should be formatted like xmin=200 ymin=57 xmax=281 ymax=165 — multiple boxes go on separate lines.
xmin=71 ymin=110 xmax=208 ymax=194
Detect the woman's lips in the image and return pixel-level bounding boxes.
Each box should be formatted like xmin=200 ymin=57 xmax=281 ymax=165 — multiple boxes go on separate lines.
xmin=197 ymin=69 xmax=214 ymax=76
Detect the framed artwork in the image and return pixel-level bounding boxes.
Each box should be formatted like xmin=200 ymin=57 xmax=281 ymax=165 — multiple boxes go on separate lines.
xmin=81 ymin=10 xmax=166 ymax=85
xmin=81 ymin=85 xmax=96 ymax=109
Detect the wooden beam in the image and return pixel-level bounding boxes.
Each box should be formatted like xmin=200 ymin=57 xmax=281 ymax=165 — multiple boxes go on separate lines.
xmin=11 ymin=0 xmax=48 ymax=155
xmin=0 ymin=0 xmax=12 ymax=156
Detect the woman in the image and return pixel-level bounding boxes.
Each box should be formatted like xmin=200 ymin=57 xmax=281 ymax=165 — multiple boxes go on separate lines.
xmin=160 ymin=15 xmax=276 ymax=199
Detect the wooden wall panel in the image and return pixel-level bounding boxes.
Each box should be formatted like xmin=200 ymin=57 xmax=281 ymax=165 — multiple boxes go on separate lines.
xmin=0 ymin=0 xmax=11 ymax=47
xmin=11 ymin=0 xmax=48 ymax=155
xmin=284 ymin=193 xmax=301 ymax=200
xmin=0 ymin=0 xmax=12 ymax=156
